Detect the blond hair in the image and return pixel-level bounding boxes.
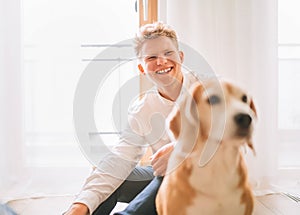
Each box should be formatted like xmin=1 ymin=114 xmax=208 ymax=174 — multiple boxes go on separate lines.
xmin=134 ymin=22 xmax=179 ymax=57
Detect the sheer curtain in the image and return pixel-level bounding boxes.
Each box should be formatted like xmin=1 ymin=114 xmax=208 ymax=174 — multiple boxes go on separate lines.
xmin=0 ymin=0 xmax=139 ymax=202
xmin=0 ymin=0 xmax=84 ymax=201
xmin=165 ymin=0 xmax=280 ymax=189
xmin=0 ymin=0 xmax=25 ymax=197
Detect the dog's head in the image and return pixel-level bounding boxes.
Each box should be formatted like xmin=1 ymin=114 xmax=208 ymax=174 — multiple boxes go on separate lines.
xmin=168 ymin=79 xmax=257 ymax=157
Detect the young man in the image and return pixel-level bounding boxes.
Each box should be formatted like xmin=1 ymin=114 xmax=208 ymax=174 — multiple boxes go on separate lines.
xmin=64 ymin=22 xmax=199 ymax=215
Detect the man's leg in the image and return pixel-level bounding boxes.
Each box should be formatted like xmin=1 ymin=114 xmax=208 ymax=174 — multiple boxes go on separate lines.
xmin=0 ymin=204 xmax=17 ymax=215
xmin=114 ymin=176 xmax=163 ymax=215
xmin=92 ymin=166 xmax=154 ymax=215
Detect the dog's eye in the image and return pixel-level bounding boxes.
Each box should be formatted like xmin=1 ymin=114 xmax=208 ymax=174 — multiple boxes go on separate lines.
xmin=242 ymin=94 xmax=248 ymax=103
xmin=207 ymin=95 xmax=221 ymax=105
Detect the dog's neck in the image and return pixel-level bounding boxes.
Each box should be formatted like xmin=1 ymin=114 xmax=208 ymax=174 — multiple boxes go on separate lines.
xmin=197 ymin=138 xmax=220 ymax=167
xmin=173 ymin=131 xmax=198 ymax=158
xmin=171 ymin=123 xmax=245 ymax=176
xmin=195 ymin=136 xmax=244 ymax=171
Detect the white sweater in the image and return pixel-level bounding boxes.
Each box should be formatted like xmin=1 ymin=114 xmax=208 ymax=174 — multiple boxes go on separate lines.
xmin=74 ymin=71 xmax=199 ymax=214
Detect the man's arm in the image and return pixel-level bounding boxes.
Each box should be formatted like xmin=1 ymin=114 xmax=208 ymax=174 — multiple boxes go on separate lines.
xmin=64 ymin=125 xmax=147 ymax=214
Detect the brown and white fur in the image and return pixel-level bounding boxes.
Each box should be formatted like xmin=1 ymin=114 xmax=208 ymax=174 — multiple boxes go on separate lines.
xmin=156 ymin=79 xmax=257 ymax=215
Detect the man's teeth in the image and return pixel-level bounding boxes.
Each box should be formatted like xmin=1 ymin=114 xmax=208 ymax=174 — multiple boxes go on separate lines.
xmin=156 ymin=67 xmax=172 ymax=74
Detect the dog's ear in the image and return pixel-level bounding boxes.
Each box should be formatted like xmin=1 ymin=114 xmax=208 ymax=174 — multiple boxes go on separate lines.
xmin=191 ymin=82 xmax=204 ymax=104
xmin=182 ymin=82 xmax=203 ymax=129
xmin=168 ymin=82 xmax=203 ymax=140
xmin=168 ymin=107 xmax=181 ymax=140
xmin=246 ymin=139 xmax=256 ymax=156
xmin=250 ymin=98 xmax=257 ymax=118
xmin=248 ymin=97 xmax=257 ymax=156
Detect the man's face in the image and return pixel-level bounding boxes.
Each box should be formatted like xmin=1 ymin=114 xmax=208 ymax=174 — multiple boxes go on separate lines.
xmin=138 ymin=36 xmax=184 ymax=88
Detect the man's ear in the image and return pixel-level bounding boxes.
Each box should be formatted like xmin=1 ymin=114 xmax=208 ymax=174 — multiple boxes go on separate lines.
xmin=138 ymin=64 xmax=145 ymax=74
xmin=179 ymin=51 xmax=184 ymax=64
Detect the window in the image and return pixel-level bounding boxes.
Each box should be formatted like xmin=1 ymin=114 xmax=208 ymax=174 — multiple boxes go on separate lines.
xmin=278 ymin=0 xmax=300 ymax=168
xmin=23 ymin=0 xmax=139 ymax=167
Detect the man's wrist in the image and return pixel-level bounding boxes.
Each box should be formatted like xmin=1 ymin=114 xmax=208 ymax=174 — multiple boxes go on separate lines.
xmin=64 ymin=203 xmax=89 ymax=215
xmin=74 ymin=203 xmax=89 ymax=214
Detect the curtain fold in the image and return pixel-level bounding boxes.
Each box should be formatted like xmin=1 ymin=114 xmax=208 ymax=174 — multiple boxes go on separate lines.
xmin=0 ymin=0 xmax=25 ymax=195
xmin=166 ymin=0 xmax=279 ymax=188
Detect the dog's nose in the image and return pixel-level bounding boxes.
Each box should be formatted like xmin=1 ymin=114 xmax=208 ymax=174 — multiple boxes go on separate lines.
xmin=234 ymin=113 xmax=252 ymax=129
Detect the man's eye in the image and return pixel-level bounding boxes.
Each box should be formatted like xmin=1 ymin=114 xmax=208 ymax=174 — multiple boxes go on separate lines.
xmin=165 ymin=51 xmax=174 ymax=56
xmin=207 ymin=95 xmax=221 ymax=105
xmin=146 ymin=56 xmax=157 ymax=61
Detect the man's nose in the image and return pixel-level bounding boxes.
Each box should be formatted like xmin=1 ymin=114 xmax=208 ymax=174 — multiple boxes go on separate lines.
xmin=156 ymin=56 xmax=168 ymax=65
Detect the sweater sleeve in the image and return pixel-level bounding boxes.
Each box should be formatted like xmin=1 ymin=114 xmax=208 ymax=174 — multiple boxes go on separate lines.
xmin=74 ymin=120 xmax=147 ymax=214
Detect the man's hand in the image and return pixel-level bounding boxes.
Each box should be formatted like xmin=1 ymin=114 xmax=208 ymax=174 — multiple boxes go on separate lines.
xmin=63 ymin=203 xmax=89 ymax=215
xmin=150 ymin=142 xmax=174 ymax=176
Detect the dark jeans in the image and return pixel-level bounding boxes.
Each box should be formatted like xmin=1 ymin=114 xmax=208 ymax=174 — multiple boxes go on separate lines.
xmin=92 ymin=166 xmax=163 ymax=215
xmin=0 ymin=204 xmax=17 ymax=215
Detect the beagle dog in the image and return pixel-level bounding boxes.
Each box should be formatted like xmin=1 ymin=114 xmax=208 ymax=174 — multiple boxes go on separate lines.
xmin=156 ymin=79 xmax=257 ymax=215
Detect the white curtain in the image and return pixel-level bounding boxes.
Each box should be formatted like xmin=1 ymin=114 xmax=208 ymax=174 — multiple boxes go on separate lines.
xmin=166 ymin=0 xmax=279 ymax=188
xmin=0 ymin=0 xmax=91 ymax=202
xmin=1 ymin=0 xmax=142 ymax=202
xmin=0 ymin=0 xmax=25 ymax=195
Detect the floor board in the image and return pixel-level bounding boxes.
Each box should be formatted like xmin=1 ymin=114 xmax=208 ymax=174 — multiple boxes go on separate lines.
xmin=254 ymin=194 xmax=300 ymax=214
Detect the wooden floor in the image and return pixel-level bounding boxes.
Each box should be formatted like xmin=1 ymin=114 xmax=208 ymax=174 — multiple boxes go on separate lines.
xmin=254 ymin=193 xmax=300 ymax=214
xmin=111 ymin=194 xmax=300 ymax=215
xmin=6 ymin=192 xmax=299 ymax=214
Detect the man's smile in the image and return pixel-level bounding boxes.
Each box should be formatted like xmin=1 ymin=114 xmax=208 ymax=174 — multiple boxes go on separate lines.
xmin=156 ymin=67 xmax=173 ymax=74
